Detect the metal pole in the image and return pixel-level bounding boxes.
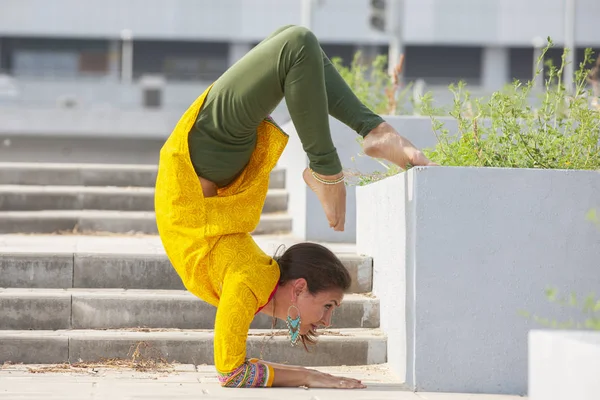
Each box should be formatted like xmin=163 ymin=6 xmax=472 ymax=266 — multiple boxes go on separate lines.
xmin=564 ymin=0 xmax=576 ymax=93
xmin=108 ymin=40 xmax=120 ymax=81
xmin=387 ymin=0 xmax=404 ymax=78
xmin=301 ymin=0 xmax=314 ymax=29
xmin=120 ymin=29 xmax=134 ymax=84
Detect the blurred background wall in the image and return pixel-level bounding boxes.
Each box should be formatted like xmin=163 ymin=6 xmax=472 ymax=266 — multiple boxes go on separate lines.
xmin=1 ymin=0 xmax=598 ymax=118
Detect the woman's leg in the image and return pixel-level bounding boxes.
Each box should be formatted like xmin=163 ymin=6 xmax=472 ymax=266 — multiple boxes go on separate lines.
xmin=317 ymin=42 xmax=436 ymax=169
xmin=190 ymin=25 xmax=434 ymax=230
xmin=189 ymin=25 xmax=343 ymax=188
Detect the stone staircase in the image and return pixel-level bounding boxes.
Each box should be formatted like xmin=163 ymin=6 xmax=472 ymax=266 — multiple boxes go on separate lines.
xmin=0 ymin=162 xmax=291 ymax=235
xmin=0 ymin=162 xmax=386 ymax=370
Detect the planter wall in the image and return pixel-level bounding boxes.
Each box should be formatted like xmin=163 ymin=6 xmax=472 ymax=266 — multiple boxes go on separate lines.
xmin=356 ymin=166 xmax=600 ymax=395
xmin=529 ymin=330 xmax=600 ymax=400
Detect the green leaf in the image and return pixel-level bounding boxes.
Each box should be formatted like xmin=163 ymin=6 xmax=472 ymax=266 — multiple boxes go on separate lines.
xmin=545 ymin=287 xmax=558 ymax=302
xmin=586 ymin=209 xmax=598 ymax=224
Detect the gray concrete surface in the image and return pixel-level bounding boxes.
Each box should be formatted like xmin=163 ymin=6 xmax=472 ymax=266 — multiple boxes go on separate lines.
xmin=0 ymin=162 xmax=159 ymax=187
xmin=0 ymin=328 xmax=386 ymax=366
xmin=0 ymin=136 xmax=167 ymax=165
xmin=0 ymin=232 xmax=357 ymax=254
xmin=0 ymin=289 xmax=379 ymax=330
xmin=0 ymin=210 xmax=292 ymax=235
xmin=0 ymin=364 xmax=526 ymax=400
xmin=528 ymin=330 xmax=600 ymax=400
xmin=0 ymin=185 xmax=155 ymax=212
xmin=0 ymin=290 xmax=71 ymax=330
xmin=0 ymin=162 xmax=286 ymax=189
xmin=0 ymin=243 xmax=372 ymax=293
xmin=357 ymin=166 xmax=600 ymax=395
xmin=0 ymin=185 xmax=288 ymax=213
xmin=0 ymin=253 xmax=73 ymax=288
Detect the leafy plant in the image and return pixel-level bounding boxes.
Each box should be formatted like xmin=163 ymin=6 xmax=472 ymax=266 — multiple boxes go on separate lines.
xmin=420 ymin=39 xmax=600 ymax=170
xmin=330 ymin=52 xmax=413 ymax=116
xmin=520 ymin=287 xmax=600 ymax=331
xmin=587 ymin=208 xmax=599 ymax=228
xmin=337 ymin=39 xmax=600 ymax=186
xmin=344 ymin=158 xmax=403 ymax=187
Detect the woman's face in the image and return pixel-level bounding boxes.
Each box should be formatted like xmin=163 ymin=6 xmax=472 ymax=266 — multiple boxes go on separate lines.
xmin=295 ymin=287 xmax=344 ymax=334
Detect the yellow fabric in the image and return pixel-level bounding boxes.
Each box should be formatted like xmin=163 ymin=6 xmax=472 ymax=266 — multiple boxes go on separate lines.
xmin=154 ymin=84 xmax=288 ymax=376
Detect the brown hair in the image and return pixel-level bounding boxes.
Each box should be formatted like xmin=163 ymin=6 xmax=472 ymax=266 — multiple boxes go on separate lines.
xmin=273 ymin=242 xmax=351 ymax=349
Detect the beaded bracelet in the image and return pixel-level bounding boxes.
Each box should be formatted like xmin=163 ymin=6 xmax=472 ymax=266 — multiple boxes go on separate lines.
xmin=310 ymin=168 xmax=345 ymax=185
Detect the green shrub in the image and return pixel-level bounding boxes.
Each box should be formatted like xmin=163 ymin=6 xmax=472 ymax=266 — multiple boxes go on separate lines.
xmin=520 ymin=287 xmax=600 ymax=331
xmin=420 ymin=39 xmax=600 ymax=170
xmin=330 ymin=52 xmax=413 ymax=116
xmin=336 ymin=39 xmax=600 ymax=186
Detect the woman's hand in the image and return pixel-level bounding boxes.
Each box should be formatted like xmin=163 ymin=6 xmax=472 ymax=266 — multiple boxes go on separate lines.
xmin=306 ymin=369 xmax=366 ymax=389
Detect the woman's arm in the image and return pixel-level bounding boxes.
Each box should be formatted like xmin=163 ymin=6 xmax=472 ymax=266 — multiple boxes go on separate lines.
xmin=248 ymin=359 xmax=365 ymax=388
xmin=269 ymin=363 xmax=365 ymax=389
xmin=214 ymin=279 xmax=273 ymax=387
xmin=215 ymin=278 xmax=364 ymax=388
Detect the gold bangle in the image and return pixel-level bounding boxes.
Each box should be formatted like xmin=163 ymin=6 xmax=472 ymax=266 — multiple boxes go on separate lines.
xmin=310 ymin=169 xmax=345 ymax=185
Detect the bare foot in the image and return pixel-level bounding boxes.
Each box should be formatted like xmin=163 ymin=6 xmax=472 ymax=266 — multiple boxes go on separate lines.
xmin=303 ymin=168 xmax=346 ymax=232
xmin=363 ymin=122 xmax=438 ymax=169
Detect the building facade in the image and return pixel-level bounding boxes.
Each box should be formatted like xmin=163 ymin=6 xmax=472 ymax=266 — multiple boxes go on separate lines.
xmin=0 ymin=0 xmax=599 ymax=109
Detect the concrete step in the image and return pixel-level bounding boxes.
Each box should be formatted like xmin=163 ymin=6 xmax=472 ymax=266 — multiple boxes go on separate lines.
xmin=0 ymin=185 xmax=288 ymax=213
xmin=0 ymin=252 xmax=372 ymax=294
xmin=0 ymin=289 xmax=379 ymax=330
xmin=0 ymin=328 xmax=386 ymax=366
xmin=0 ymin=210 xmax=292 ymax=235
xmin=0 ymin=162 xmax=286 ymax=189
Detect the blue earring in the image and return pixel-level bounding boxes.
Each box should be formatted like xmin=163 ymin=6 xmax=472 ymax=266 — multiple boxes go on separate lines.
xmin=286 ymin=305 xmax=301 ymax=346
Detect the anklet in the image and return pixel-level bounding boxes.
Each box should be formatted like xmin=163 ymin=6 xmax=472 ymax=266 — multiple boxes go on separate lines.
xmin=310 ymin=169 xmax=345 ymax=185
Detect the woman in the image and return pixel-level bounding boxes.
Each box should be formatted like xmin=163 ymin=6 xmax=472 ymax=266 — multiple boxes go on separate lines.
xmin=155 ymin=25 xmax=435 ymax=389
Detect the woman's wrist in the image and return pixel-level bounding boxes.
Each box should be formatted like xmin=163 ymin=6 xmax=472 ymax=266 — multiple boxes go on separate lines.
xmin=304 ymin=368 xmax=320 ymax=387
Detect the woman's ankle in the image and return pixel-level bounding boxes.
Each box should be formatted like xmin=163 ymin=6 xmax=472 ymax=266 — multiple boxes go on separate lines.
xmin=365 ymin=121 xmax=393 ymax=138
xmin=309 ymin=168 xmax=344 ymax=180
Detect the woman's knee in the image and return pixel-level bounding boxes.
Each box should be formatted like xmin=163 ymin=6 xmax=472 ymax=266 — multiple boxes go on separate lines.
xmin=283 ymin=25 xmax=320 ymax=52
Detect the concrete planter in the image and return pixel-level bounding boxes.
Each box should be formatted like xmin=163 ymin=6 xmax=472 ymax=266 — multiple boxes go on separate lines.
xmin=529 ymin=330 xmax=600 ymax=400
xmin=356 ymin=166 xmax=600 ymax=395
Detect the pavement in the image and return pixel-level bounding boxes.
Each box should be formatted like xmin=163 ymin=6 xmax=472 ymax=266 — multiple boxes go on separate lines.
xmin=0 ymin=363 xmax=526 ymax=400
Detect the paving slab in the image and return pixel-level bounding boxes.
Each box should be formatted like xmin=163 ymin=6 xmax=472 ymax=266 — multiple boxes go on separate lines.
xmin=0 ymin=364 xmax=526 ymax=399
